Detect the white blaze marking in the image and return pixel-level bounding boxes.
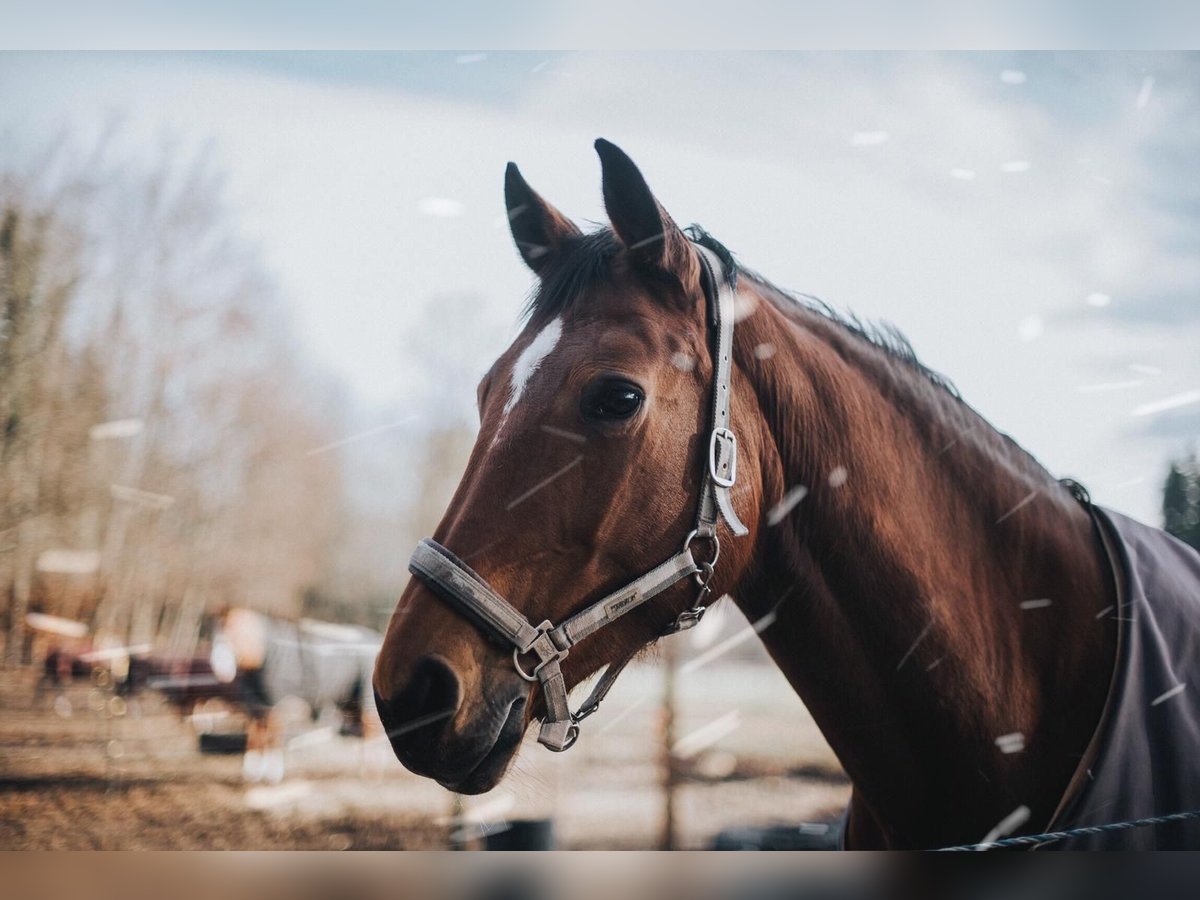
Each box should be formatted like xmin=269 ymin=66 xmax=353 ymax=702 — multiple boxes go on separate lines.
xmin=504 ymin=317 xmax=562 ymax=417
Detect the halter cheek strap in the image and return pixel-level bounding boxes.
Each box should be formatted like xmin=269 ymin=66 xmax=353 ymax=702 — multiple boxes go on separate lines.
xmin=406 ymin=243 xmax=748 ymax=751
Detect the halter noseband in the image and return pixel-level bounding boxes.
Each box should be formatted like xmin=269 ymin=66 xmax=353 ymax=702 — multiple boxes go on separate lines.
xmin=406 ymin=243 xmax=749 ymax=751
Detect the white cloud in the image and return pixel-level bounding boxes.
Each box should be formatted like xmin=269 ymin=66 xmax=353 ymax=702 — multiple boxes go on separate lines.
xmin=1 ymin=52 xmax=1195 ymax=525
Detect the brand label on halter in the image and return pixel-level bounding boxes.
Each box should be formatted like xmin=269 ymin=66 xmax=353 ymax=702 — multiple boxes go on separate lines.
xmin=604 ymin=587 xmax=643 ymax=620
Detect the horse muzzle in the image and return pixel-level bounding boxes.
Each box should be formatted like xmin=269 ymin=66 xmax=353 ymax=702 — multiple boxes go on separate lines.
xmin=373 ymin=654 xmax=527 ymax=793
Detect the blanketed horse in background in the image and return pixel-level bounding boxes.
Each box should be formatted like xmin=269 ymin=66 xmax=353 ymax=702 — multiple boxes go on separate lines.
xmin=373 ymin=140 xmax=1200 ymax=849
xmin=209 ymin=608 xmax=382 ymax=782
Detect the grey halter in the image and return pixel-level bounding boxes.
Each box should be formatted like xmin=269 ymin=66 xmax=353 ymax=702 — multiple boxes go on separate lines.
xmin=408 ymin=243 xmax=749 ymax=751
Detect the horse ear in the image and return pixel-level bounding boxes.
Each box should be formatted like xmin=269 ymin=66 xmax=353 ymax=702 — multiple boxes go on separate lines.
xmin=505 ymin=162 xmax=581 ymax=275
xmin=594 ymin=138 xmax=700 ymax=296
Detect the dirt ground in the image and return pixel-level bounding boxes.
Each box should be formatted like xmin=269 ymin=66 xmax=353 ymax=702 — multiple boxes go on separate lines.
xmin=0 ymin=642 xmax=850 ymax=849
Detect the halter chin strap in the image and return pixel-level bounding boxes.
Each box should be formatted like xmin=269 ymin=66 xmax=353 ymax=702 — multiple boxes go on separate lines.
xmin=406 ymin=243 xmax=749 ymax=751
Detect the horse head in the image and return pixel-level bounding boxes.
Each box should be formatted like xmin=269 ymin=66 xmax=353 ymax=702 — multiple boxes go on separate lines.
xmin=372 ymin=140 xmax=763 ymax=792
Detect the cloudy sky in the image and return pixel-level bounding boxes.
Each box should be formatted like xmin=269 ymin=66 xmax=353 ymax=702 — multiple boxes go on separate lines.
xmin=1 ymin=52 xmax=1197 ymax=524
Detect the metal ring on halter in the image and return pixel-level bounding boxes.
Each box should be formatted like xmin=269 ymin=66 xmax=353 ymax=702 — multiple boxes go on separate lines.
xmin=512 ymin=647 xmax=543 ymax=682
xmin=682 ymin=529 xmax=721 ymax=568
xmin=683 ymin=528 xmax=720 ymax=587
xmin=513 ymin=644 xmax=564 ymax=682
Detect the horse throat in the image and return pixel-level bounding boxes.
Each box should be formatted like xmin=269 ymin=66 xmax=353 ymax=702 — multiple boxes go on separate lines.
xmin=729 ymin=290 xmax=1118 ymax=849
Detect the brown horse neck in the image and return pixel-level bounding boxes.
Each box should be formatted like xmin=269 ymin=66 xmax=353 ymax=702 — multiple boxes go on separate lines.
xmin=727 ymin=281 xmax=1118 ymax=849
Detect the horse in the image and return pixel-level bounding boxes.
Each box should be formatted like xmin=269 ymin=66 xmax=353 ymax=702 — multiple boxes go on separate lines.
xmin=373 ymin=139 xmax=1200 ymax=849
xmin=121 ymin=609 xmax=382 ymax=780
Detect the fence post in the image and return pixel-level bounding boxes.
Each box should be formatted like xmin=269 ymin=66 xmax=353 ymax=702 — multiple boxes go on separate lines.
xmin=659 ymin=637 xmax=680 ymax=850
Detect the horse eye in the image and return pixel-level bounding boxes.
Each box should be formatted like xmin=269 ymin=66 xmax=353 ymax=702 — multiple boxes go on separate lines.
xmin=581 ymin=380 xmax=644 ymax=422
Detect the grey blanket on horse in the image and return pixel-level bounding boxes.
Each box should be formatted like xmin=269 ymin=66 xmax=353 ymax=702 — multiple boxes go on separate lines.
xmin=1048 ymin=507 xmax=1200 ymax=849
xmin=256 ymin=619 xmax=380 ymax=719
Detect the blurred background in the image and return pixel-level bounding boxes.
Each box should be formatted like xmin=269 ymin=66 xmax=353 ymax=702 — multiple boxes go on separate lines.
xmin=0 ymin=51 xmax=1197 ymax=849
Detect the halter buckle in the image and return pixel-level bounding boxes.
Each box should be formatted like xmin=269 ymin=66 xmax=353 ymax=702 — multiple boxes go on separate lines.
xmin=708 ymin=427 xmax=738 ymax=488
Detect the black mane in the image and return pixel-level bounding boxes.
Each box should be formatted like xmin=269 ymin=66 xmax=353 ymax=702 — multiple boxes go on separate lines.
xmin=524 ymin=228 xmax=622 ymax=323
xmin=525 ymin=224 xmax=958 ymax=399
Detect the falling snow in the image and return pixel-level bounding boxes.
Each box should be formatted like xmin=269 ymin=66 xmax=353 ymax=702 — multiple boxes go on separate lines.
xmin=979 ymin=805 xmax=1031 ymax=847
xmin=110 ymin=484 xmax=174 ymax=509
xmin=88 ymin=418 xmax=143 ymax=440
xmin=996 ymin=490 xmax=1039 ymax=524
xmin=384 ymin=707 xmax=456 ymax=740
xmin=595 ymin=696 xmax=648 ymax=735
xmin=1086 ymin=292 xmax=1112 ymax=308
xmin=505 ymin=454 xmax=583 ymax=510
xmin=1000 ymin=69 xmax=1027 ymax=85
xmin=828 ymin=467 xmax=848 ymax=488
xmin=1136 ymin=75 xmax=1155 ymax=109
xmin=995 ymin=732 xmax=1026 ymax=753
xmin=671 ymin=352 xmax=695 ymax=371
xmin=673 ymin=710 xmax=741 ymax=758
xmin=753 ymin=342 xmax=776 ymax=360
xmin=1020 ymin=598 xmax=1053 ymax=610
xmin=850 ymin=131 xmax=890 ymax=147
xmin=1131 ymin=390 xmax=1200 ymax=418
xmin=539 ymin=424 xmax=587 ymax=444
xmin=1151 ymin=683 xmax=1187 ymax=707
xmin=767 ymin=485 xmax=808 ymax=526
xmin=306 ymin=418 xmax=414 ymax=455
xmin=1001 ymin=160 xmax=1032 ymax=174
xmin=949 ymin=168 xmax=977 ymax=181
xmin=418 ymin=197 xmax=464 ymax=218
xmin=1076 ymin=380 xmax=1143 ymax=394
xmin=680 ymin=607 xmax=779 ymax=674
xmin=896 ymin=621 xmax=933 ymax=671
xmin=1018 ymin=315 xmax=1044 ymax=342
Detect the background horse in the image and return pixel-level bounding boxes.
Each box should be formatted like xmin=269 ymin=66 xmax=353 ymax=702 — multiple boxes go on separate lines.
xmin=373 ymin=140 xmax=1200 ymax=849
xmin=111 ymin=609 xmax=383 ymax=781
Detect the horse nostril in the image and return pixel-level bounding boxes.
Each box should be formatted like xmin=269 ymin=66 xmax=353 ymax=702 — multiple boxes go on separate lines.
xmin=378 ymin=655 xmax=461 ymax=744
